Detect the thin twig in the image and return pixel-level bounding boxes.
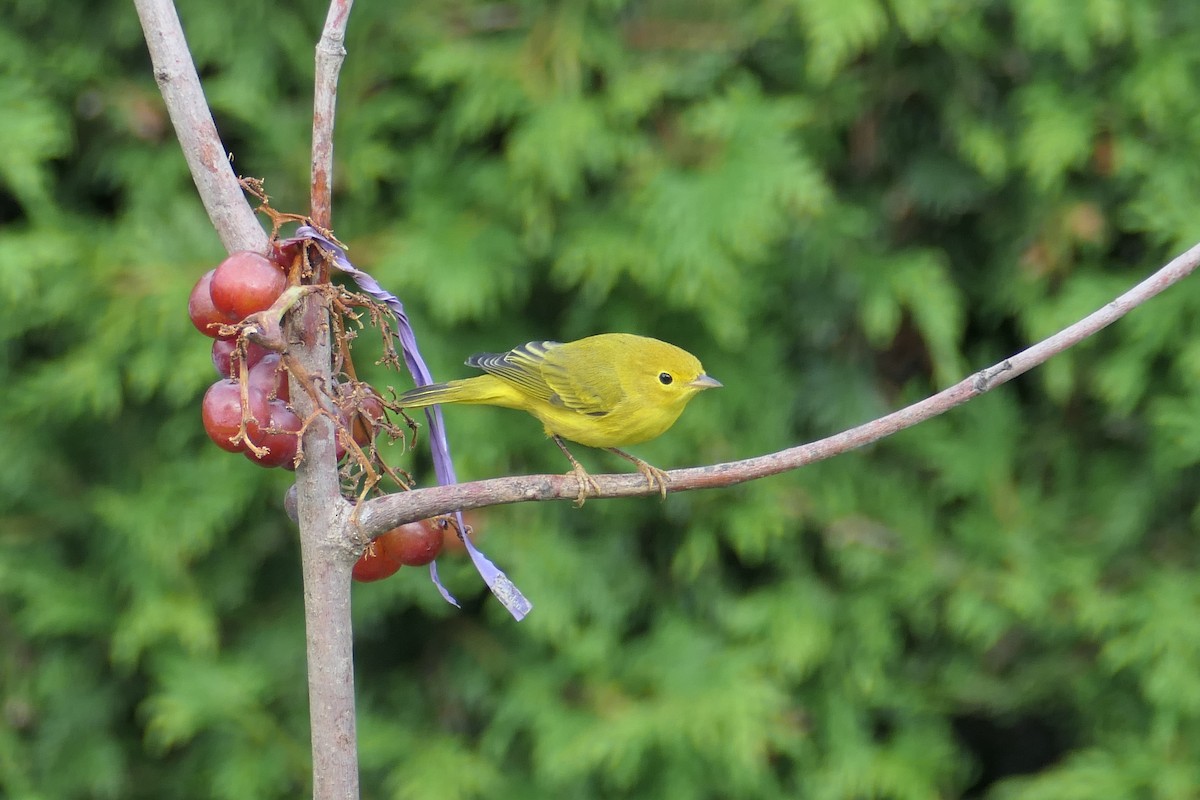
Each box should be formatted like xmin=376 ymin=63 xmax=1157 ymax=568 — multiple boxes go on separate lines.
xmin=354 ymin=239 xmax=1200 ymax=537
xmin=311 ymin=0 xmax=353 ymax=228
xmin=132 ymin=0 xmax=267 ymax=254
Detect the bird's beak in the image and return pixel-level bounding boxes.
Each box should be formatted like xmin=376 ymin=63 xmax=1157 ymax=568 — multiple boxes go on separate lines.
xmin=689 ymin=374 xmax=722 ymax=390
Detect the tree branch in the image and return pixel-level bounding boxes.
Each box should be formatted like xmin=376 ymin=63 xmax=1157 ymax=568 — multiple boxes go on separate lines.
xmin=292 ymin=3 xmax=359 ymax=800
xmin=311 ymin=0 xmax=352 ymax=227
xmin=138 ymin=2 xmax=362 ymax=798
xmin=355 ymin=239 xmax=1200 ymax=538
xmin=133 ymin=0 xmax=267 ymax=254
xmin=290 ymin=294 xmax=359 ymax=800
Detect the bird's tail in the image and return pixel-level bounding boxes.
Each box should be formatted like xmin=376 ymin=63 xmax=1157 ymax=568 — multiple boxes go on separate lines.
xmin=395 ymin=376 xmax=511 ymax=409
xmin=394 ymin=380 xmax=471 ymax=409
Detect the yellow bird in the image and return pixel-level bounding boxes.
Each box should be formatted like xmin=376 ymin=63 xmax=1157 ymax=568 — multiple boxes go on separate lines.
xmin=396 ymin=333 xmax=721 ymax=504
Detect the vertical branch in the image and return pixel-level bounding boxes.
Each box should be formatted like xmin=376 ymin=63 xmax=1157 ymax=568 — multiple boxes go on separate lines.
xmin=289 ymin=288 xmax=359 ymax=800
xmin=133 ymin=0 xmax=268 ymax=254
xmin=311 ymin=0 xmax=354 ymax=228
xmin=137 ymin=0 xmax=363 ymax=797
xmin=292 ymin=3 xmax=360 ymax=800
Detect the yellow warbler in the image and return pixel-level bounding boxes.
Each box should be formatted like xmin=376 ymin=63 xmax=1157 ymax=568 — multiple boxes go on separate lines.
xmin=396 ymin=333 xmax=721 ymax=503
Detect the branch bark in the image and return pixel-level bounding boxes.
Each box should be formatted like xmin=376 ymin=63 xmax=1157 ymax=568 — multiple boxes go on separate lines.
xmin=291 ymin=3 xmax=360 ymax=800
xmin=311 ymin=0 xmax=353 ymax=228
xmin=290 ymin=293 xmax=359 ymax=800
xmin=354 ymin=238 xmax=1200 ymax=538
xmin=133 ymin=0 xmax=267 ymax=254
xmin=137 ymin=1 xmax=361 ymax=797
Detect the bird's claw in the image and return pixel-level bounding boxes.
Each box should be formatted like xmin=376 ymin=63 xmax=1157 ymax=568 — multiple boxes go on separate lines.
xmin=636 ymin=461 xmax=670 ymax=500
xmin=569 ymin=463 xmax=601 ymax=507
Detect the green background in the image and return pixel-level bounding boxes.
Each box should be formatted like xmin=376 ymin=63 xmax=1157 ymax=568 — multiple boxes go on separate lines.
xmin=4 ymin=0 xmax=1200 ymax=797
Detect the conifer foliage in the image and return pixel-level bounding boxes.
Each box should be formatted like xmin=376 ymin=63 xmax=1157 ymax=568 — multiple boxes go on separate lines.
xmin=4 ymin=0 xmax=1200 ymax=797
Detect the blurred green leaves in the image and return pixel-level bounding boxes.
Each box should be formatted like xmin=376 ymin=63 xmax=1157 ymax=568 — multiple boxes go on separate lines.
xmin=4 ymin=0 xmax=1200 ymax=798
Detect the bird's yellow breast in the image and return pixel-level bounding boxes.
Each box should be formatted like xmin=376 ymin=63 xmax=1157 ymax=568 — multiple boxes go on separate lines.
xmin=525 ymin=392 xmax=690 ymax=449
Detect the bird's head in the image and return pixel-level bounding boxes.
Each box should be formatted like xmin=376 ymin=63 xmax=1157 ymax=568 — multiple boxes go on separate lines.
xmin=640 ymin=341 xmax=722 ymax=409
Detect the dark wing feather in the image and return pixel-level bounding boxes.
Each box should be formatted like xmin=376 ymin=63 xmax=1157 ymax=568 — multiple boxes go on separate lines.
xmin=465 ymin=341 xmax=563 ymax=404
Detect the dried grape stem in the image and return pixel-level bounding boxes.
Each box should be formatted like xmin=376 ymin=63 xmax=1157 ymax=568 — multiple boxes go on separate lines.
xmin=231 ymin=343 xmax=268 ymax=457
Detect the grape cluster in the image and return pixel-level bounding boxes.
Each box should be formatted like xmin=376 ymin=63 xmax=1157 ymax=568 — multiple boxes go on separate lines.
xmin=189 ymin=251 xmax=303 ymax=467
xmin=188 ymin=249 xmax=446 ymax=578
xmin=352 ymin=518 xmax=447 ymax=582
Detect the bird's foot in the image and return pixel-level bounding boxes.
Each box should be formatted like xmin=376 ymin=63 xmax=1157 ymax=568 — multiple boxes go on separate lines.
xmin=635 ymin=460 xmax=670 ymax=500
xmin=608 ymin=448 xmax=670 ymax=500
xmin=568 ymin=462 xmax=601 ymax=507
xmin=554 ymin=435 xmax=600 ymax=506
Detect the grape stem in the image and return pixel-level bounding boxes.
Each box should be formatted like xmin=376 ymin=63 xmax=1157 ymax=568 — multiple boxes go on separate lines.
xmin=220 ymin=340 xmax=267 ymax=457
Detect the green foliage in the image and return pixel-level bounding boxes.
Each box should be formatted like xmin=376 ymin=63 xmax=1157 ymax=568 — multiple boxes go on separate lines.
xmin=4 ymin=0 xmax=1200 ymax=797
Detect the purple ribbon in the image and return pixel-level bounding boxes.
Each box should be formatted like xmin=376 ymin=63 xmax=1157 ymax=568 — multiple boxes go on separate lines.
xmin=289 ymin=226 xmax=532 ymax=620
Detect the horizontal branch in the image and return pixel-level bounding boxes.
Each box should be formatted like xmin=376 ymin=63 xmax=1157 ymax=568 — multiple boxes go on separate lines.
xmin=355 ymin=239 xmax=1200 ymax=538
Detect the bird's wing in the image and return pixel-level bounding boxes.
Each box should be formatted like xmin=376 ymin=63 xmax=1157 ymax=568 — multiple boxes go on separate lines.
xmin=467 ymin=340 xmax=619 ymax=416
xmin=466 ymin=341 xmax=563 ymax=405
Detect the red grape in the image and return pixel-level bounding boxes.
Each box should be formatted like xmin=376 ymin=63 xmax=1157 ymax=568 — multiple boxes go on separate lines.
xmin=390 ymin=519 xmax=445 ymax=567
xmin=268 ymin=240 xmax=300 ymax=272
xmin=209 ymin=251 xmax=287 ymax=320
xmin=351 ymin=520 xmax=446 ymax=582
xmin=188 ymin=269 xmax=238 ymax=339
xmin=248 ymin=354 xmax=291 ymax=402
xmin=352 ymin=537 xmax=404 ymax=582
xmin=347 ymin=389 xmax=386 ymax=446
xmin=201 ymin=379 xmax=270 ymax=453
xmin=211 ymin=338 xmax=272 ymax=378
xmin=245 ymin=400 xmax=302 ymax=468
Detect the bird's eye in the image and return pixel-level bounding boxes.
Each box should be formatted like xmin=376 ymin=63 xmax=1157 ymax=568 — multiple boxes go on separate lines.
xmin=658 ymin=372 xmax=673 ymax=385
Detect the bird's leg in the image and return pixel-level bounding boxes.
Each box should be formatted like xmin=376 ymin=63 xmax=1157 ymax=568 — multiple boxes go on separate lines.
xmin=606 ymin=448 xmax=670 ymax=500
xmin=553 ymin=435 xmax=600 ymax=507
